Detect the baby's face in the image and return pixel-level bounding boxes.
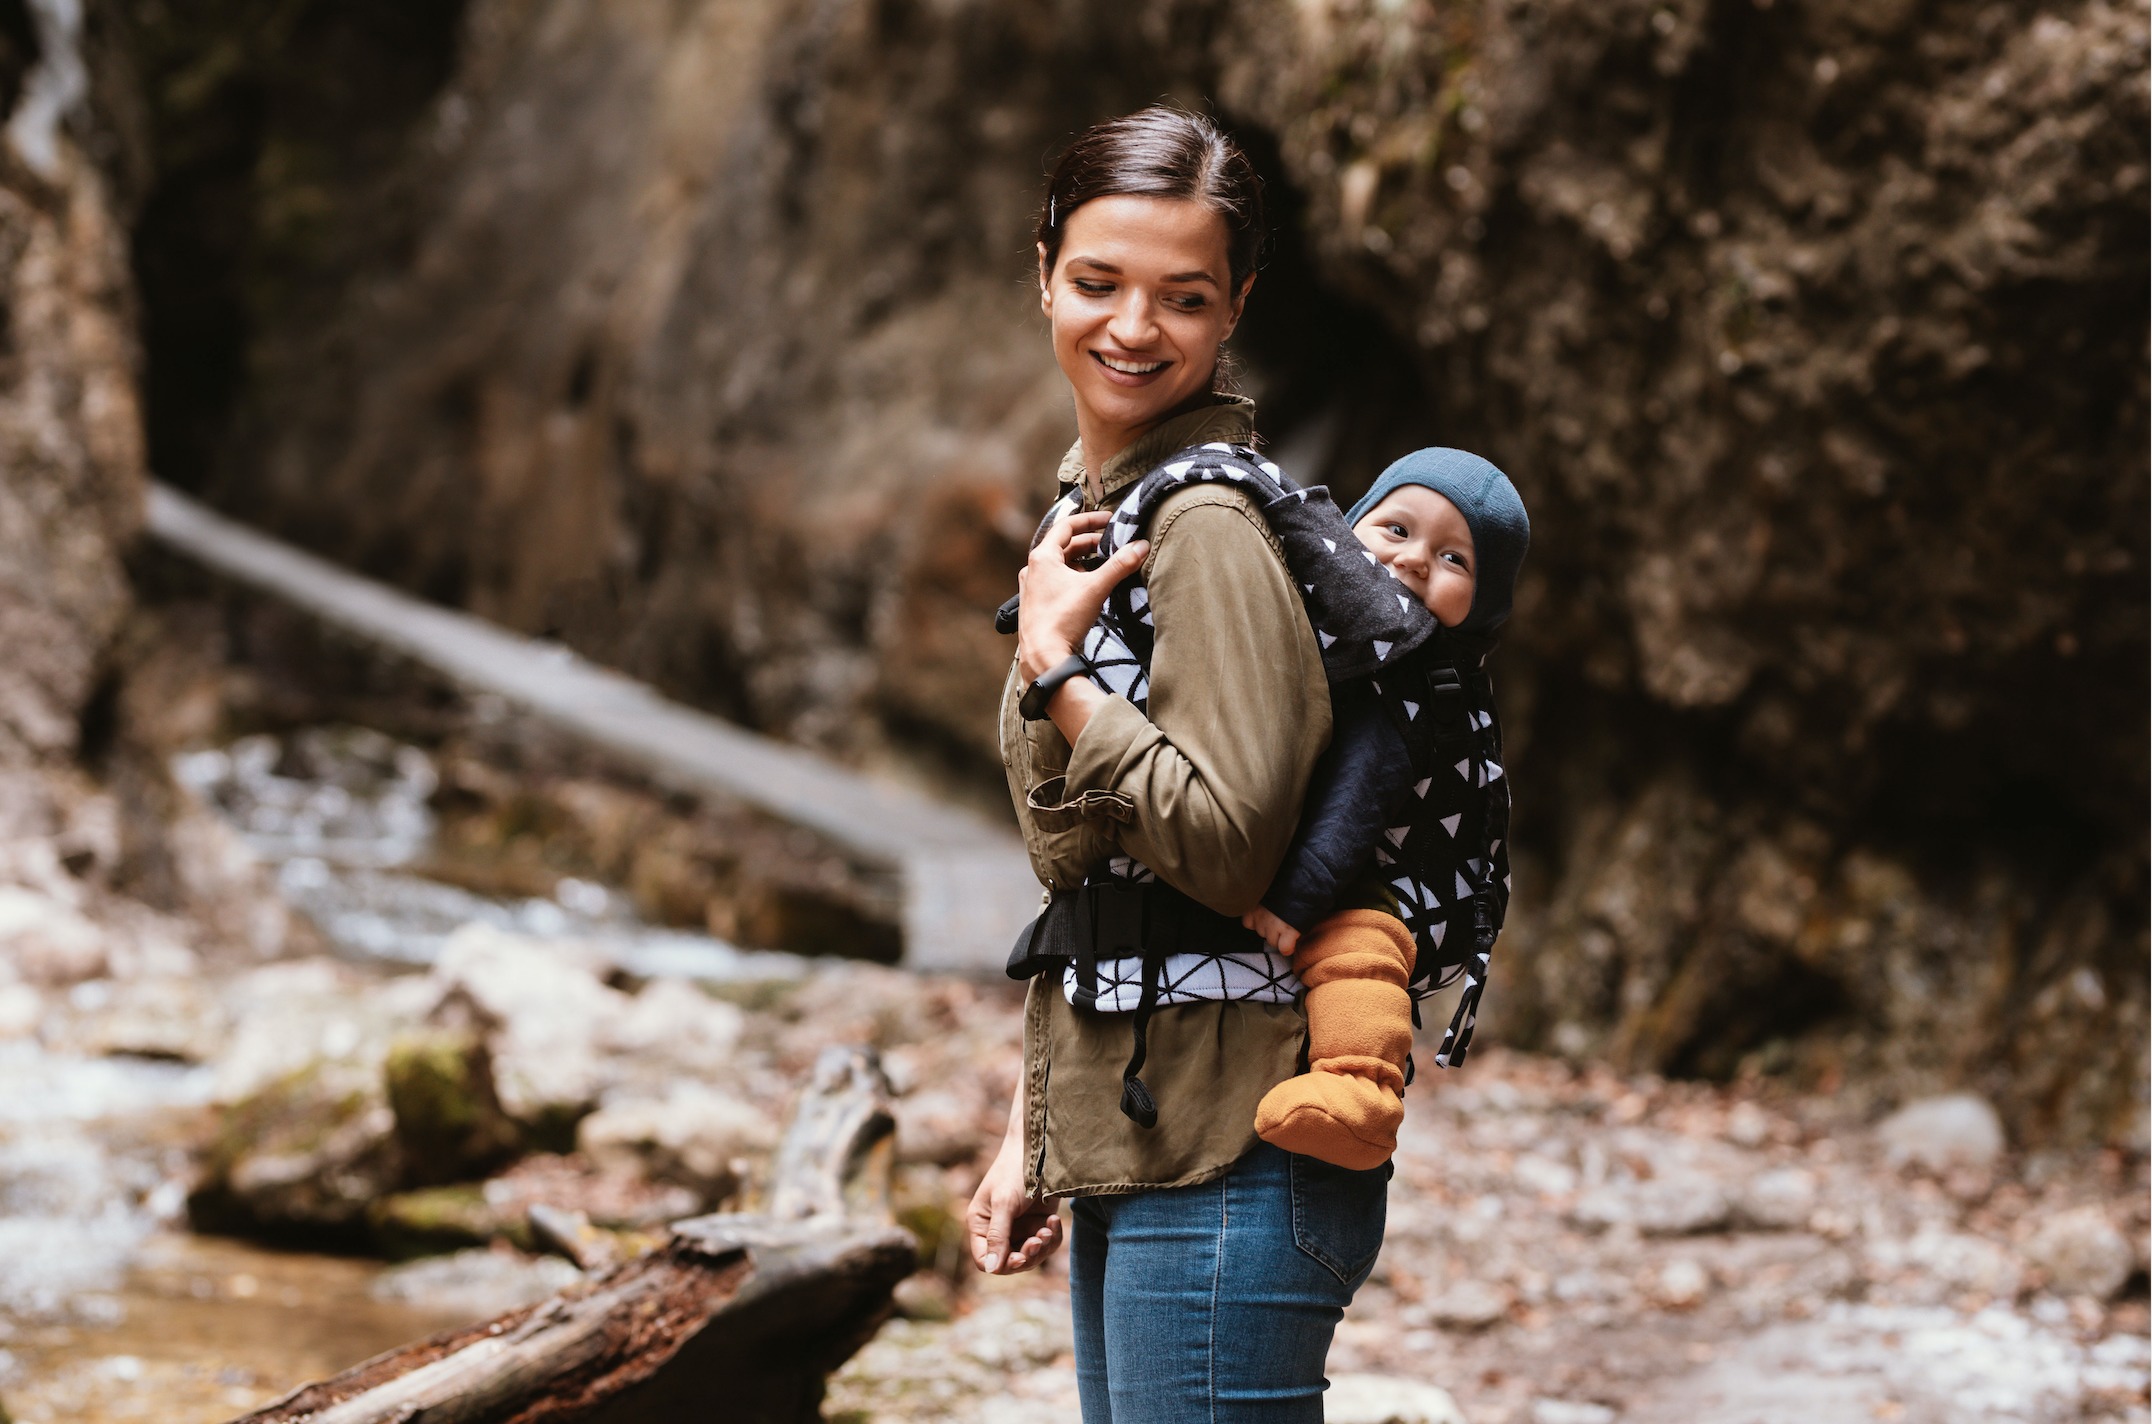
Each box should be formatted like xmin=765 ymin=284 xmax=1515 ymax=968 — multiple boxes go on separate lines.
xmin=1352 ymin=485 xmax=1476 ymax=627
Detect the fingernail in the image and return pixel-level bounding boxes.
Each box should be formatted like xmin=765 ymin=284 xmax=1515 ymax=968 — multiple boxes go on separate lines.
xmin=983 ymin=1254 xmax=1000 ymax=1273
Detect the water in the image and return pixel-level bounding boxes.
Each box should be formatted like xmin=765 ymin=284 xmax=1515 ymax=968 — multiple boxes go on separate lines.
xmin=0 ymin=725 xmax=807 ymax=1421
xmin=172 ymin=726 xmax=806 ymax=981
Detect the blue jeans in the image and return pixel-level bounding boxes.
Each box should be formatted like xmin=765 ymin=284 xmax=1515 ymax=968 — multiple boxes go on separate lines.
xmin=1068 ymin=1142 xmax=1390 ymax=1423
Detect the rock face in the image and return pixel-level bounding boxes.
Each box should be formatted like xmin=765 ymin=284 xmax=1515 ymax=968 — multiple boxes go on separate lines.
xmin=0 ymin=0 xmax=144 ymax=835
xmin=110 ymin=1 xmax=2149 ymax=1139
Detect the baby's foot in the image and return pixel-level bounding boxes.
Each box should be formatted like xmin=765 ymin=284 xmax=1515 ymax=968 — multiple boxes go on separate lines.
xmin=1255 ymin=1067 xmax=1401 ymax=1171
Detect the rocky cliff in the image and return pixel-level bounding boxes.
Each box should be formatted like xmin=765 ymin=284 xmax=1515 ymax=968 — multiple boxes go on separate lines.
xmin=108 ymin=0 xmax=2148 ymax=1141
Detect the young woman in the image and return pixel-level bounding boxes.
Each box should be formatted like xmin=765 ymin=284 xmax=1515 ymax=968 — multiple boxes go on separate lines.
xmin=965 ymin=107 xmax=1388 ymax=1424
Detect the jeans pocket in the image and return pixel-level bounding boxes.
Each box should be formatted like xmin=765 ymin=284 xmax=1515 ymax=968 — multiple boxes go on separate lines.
xmin=1289 ymin=1152 xmax=1391 ymax=1286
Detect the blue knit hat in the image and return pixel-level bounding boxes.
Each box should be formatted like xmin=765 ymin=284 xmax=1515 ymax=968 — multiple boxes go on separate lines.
xmin=1346 ymin=447 xmax=1530 ymax=637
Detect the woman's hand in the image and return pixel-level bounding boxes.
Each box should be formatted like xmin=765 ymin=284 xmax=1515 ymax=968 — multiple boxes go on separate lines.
xmin=1242 ymin=905 xmax=1300 ymax=956
xmin=967 ymin=1092 xmax=1064 ymax=1276
xmin=1016 ymin=510 xmax=1149 ymax=682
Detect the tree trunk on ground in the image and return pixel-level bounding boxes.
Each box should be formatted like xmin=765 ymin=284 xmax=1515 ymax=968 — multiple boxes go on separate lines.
xmin=225 ymin=1045 xmax=914 ymax=1424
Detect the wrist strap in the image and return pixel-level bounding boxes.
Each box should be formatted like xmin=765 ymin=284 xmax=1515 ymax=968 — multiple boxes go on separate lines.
xmin=1019 ymin=652 xmax=1092 ymax=721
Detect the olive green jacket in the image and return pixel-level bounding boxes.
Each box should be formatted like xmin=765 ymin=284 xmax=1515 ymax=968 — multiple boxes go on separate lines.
xmin=999 ymin=397 xmax=1332 ymax=1197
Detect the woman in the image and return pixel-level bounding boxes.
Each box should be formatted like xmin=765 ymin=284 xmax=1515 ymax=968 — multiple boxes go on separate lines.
xmin=965 ymin=107 xmax=1389 ymax=1423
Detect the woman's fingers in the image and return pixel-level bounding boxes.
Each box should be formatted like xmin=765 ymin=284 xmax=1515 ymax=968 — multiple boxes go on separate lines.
xmin=1091 ymin=538 xmax=1148 ymax=584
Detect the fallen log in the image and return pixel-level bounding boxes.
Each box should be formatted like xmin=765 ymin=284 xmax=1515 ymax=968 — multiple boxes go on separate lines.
xmin=225 ymin=1046 xmax=914 ymax=1424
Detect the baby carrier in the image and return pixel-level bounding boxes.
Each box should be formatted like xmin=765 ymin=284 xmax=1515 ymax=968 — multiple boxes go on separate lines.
xmin=1001 ymin=442 xmax=1511 ymax=1124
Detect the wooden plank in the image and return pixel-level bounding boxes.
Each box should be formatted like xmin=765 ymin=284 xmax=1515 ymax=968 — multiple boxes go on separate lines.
xmin=145 ymin=482 xmax=1038 ymax=972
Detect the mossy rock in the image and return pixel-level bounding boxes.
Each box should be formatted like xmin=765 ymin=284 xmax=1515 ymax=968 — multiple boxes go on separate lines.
xmin=368 ymin=1183 xmax=535 ymax=1260
xmin=187 ymin=1062 xmax=395 ymax=1247
xmin=384 ymin=1029 xmax=521 ymax=1183
xmin=895 ymin=1200 xmax=960 ymax=1277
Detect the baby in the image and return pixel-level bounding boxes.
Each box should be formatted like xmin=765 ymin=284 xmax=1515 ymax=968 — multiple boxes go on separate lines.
xmin=1243 ymin=448 xmax=1529 ymax=1171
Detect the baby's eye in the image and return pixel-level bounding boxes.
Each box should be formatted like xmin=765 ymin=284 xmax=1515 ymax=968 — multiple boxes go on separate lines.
xmin=1383 ymin=522 xmax=1408 ymax=538
xmin=1443 ymin=551 xmax=1469 ymax=568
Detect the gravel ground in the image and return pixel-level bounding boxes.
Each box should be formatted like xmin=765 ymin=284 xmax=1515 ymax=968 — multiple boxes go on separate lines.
xmin=830 ymin=1009 xmax=2150 ymax=1424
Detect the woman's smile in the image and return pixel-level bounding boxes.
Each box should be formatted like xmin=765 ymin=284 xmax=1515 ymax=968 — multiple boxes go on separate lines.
xmin=1091 ymin=349 xmax=1172 ymax=382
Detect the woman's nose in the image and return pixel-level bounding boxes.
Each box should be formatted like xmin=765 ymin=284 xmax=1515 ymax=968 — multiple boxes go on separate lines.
xmin=1108 ymin=292 xmax=1160 ymax=348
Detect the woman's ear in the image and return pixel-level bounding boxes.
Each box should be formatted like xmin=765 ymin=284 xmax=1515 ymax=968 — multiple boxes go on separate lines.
xmin=1038 ymin=242 xmax=1054 ymax=318
xmin=1220 ymin=271 xmax=1257 ymax=340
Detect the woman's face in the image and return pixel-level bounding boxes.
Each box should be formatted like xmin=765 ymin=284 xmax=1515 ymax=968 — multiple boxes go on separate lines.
xmin=1039 ymin=194 xmax=1250 ymax=451
xmin=1353 ymin=485 xmax=1477 ymax=628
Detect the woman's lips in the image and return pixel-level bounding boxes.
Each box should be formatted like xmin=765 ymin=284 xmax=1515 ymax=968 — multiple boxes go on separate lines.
xmin=1090 ymin=349 xmax=1170 ymax=386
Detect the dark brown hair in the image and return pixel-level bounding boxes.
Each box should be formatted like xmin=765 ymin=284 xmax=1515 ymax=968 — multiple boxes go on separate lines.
xmin=1038 ymin=105 xmax=1266 ymax=293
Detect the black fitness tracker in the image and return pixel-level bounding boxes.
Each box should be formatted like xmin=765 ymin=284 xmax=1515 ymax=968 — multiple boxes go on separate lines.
xmin=1019 ymin=652 xmax=1092 ymax=721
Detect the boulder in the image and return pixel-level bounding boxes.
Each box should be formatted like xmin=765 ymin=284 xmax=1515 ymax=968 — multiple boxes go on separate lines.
xmin=1734 ymin=1167 xmax=1819 ymax=1232
xmin=0 ymin=887 xmax=109 ymax=986
xmin=430 ymin=924 xmax=633 ymax=1143
xmin=577 ymin=1085 xmax=777 ymax=1206
xmin=891 ymin=1088 xmax=988 ymax=1167
xmin=1631 ymin=1175 xmax=1732 ymax=1237
xmin=55 ymin=976 xmax=228 ymax=1062
xmin=596 ymin=975 xmax=744 ymax=1082
xmin=188 ymin=1061 xmax=399 ymax=1244
xmin=1867 ymin=1225 xmax=2024 ymax=1303
xmin=383 ymin=1029 xmax=522 ymax=1184
xmin=2023 ymin=1206 xmax=2132 ymax=1300
xmin=369 ymin=1247 xmax=583 ymax=1320
xmin=369 ymin=1153 xmax=699 ymax=1259
xmin=1424 ymin=1279 xmax=1512 ymax=1330
xmin=1877 ymin=1094 xmax=2007 ymax=1174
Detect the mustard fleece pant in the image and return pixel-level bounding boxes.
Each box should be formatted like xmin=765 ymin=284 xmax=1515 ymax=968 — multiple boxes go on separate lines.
xmin=1254 ymin=910 xmax=1417 ymax=1171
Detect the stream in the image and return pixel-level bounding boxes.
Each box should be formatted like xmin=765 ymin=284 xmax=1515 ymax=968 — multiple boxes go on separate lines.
xmin=0 ymin=725 xmax=806 ymax=1423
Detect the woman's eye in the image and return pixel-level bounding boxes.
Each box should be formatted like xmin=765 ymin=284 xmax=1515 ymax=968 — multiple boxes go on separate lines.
xmin=1073 ymin=279 xmax=1112 ymax=296
xmin=1168 ymin=294 xmax=1207 ymax=311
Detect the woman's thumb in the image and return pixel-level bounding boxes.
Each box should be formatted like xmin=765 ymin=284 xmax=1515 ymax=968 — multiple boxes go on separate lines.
xmin=1103 ymin=538 xmax=1149 ymax=579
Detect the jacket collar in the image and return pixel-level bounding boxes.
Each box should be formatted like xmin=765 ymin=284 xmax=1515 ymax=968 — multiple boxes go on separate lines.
xmin=1057 ymin=395 xmax=1258 ymax=506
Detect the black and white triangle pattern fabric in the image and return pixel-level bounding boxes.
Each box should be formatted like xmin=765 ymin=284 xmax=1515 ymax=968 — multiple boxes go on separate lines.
xmin=1028 ymin=445 xmax=1512 ymax=1064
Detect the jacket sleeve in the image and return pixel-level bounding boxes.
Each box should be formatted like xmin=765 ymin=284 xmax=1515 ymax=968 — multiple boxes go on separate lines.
xmin=1056 ymin=487 xmax=1332 ymax=916
xmin=1259 ymin=682 xmax=1415 ymax=932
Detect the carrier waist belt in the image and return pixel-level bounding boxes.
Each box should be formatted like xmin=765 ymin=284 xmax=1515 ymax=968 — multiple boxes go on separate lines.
xmin=1004 ymin=880 xmax=1265 ymax=1008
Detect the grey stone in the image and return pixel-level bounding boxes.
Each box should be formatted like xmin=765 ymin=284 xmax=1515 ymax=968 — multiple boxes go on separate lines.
xmin=2023 ymin=1207 xmax=2132 ymax=1300
xmin=370 ymin=1247 xmax=583 ymax=1320
xmin=1532 ymin=1401 xmax=1617 ymax=1424
xmin=1734 ymin=1167 xmax=1818 ymax=1231
xmin=1632 ymin=1175 xmax=1732 ymax=1236
xmin=1325 ymin=1373 xmax=1470 ymax=1424
xmin=1426 ymin=1278 xmax=1513 ymax=1330
xmin=577 ymin=1084 xmax=776 ymax=1204
xmin=1876 ymin=1094 xmax=2006 ymax=1174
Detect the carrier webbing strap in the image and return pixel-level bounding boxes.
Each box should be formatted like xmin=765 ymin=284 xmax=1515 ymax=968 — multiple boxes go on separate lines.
xmin=1003 ymin=881 xmax=1269 ymax=1129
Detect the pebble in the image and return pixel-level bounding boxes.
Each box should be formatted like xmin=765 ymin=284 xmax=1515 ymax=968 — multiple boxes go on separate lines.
xmin=1875 ymin=1093 xmax=2005 ymax=1174
xmin=370 ymin=1248 xmax=582 ymax=1319
xmin=2022 ymin=1206 xmax=2131 ymax=1300
xmin=1325 ymin=1373 xmax=1469 ymax=1424
xmin=1631 ymin=1175 xmax=1731 ymax=1236
xmin=1650 ymin=1258 xmax=1710 ymax=1309
xmin=1531 ymin=1400 xmax=1617 ymax=1424
xmin=1426 ymin=1279 xmax=1512 ymax=1330
xmin=1723 ymin=1101 xmax=1771 ymax=1148
xmin=1733 ymin=1167 xmax=1817 ymax=1231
